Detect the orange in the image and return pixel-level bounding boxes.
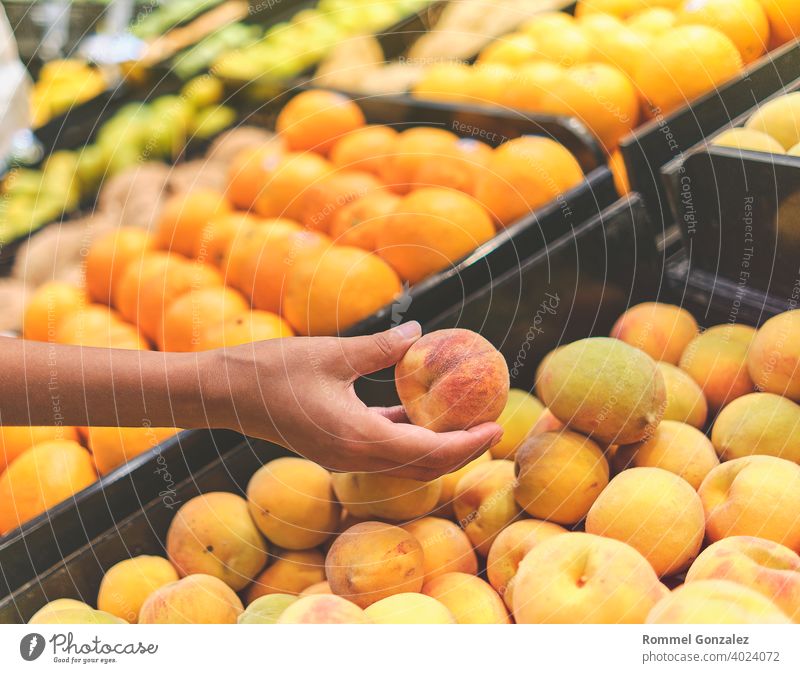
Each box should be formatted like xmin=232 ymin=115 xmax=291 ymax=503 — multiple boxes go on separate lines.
xmin=528 ymin=22 xmax=593 ymax=66
xmin=158 ymin=286 xmax=249 ymax=352
xmin=468 ymin=63 xmax=517 ymax=107
xmin=197 ymin=310 xmax=294 ymax=350
xmin=85 ymin=427 xmax=180 ymax=475
xmin=276 ymin=90 xmax=366 ymax=155
xmin=106 ymin=322 xmax=150 ymax=350
xmin=505 ymin=61 xmax=568 ymax=111
xmin=520 ymin=11 xmax=577 ymax=35
xmin=85 ymin=228 xmax=154 ymax=305
xmin=375 ymin=187 xmax=496 ymax=284
xmin=627 ymin=8 xmax=677 ymax=35
xmin=411 ymin=138 xmax=493 ymax=195
xmin=22 ymin=281 xmax=86 ymax=343
xmin=583 ymin=22 xmax=651 ymax=77
xmin=54 ymin=304 xmax=124 ymax=346
xmin=478 ymin=33 xmax=540 ymax=66
xmin=0 ymin=426 xmax=79 ymax=473
xmin=329 ymin=191 xmax=401 ymax=251
xmin=113 ymin=251 xmax=173 ymax=322
xmin=634 ymin=25 xmax=743 ymax=115
xmin=330 ymin=125 xmax=398 ymax=175
xmin=193 ymin=211 xmax=263 ymax=264
xmin=253 ymin=151 xmax=333 ymax=220
xmin=575 ymin=0 xmax=645 ymax=18
xmin=298 ymin=170 xmax=383 ymax=232
xmin=610 ymin=148 xmax=631 ymax=195
xmin=677 ymin=0 xmax=770 ymax=65
xmin=411 ymin=63 xmax=476 ymax=104
xmin=378 ymin=127 xmax=459 ymax=194
xmin=283 ymin=246 xmax=402 ymax=336
xmin=156 ymin=189 xmax=231 ymax=257
xmin=0 ymin=439 xmax=96 ymax=534
xmin=474 ymin=137 xmax=584 ymax=226
xmin=225 ymin=140 xmax=284 ymax=210
xmin=539 ymin=63 xmax=641 ymax=152
xmin=757 ymin=0 xmax=800 ymax=47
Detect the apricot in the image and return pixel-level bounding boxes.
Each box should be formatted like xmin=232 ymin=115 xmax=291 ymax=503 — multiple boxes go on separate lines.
xmin=435 ymin=450 xmax=491 ymax=517
xmin=402 ymin=516 xmax=477 ymax=581
xmin=277 ymin=594 xmax=371 ymax=624
xmin=453 ymin=459 xmax=520 ymax=555
xmin=238 ymin=594 xmax=297 ymax=624
xmin=538 ymin=337 xmax=666 ymax=444
xmin=747 ymin=310 xmax=800 ymax=400
xmin=246 ymin=548 xmax=325 ymax=603
xmin=139 ymin=574 xmax=244 ymax=624
xmin=325 ymin=521 xmax=424 ymax=608
xmin=586 ymin=467 xmax=705 ymax=576
xmin=490 ymin=389 xmax=545 ymax=459
xmin=422 ymin=572 xmax=510 ymax=624
xmin=686 ymin=536 xmax=800 ymax=623
xmin=247 ymin=457 xmax=341 ymax=549
xmin=610 ymin=302 xmax=699 ymax=364
xmin=646 ymin=580 xmax=791 ymax=624
xmin=166 ymin=492 xmax=268 ymax=590
xmin=486 ymin=519 xmax=567 ymax=608
xmin=97 ymin=555 xmax=179 ymax=623
xmin=699 ymin=456 xmax=800 ymax=551
xmin=512 ymin=533 xmax=668 ymax=623
xmin=712 ymin=392 xmax=800 ymax=463
xmin=612 ymin=420 xmax=719 ymax=489
xmin=657 ymin=362 xmax=708 ymax=428
xmin=514 ymin=430 xmax=609 ymax=524
xmin=365 ymin=593 xmax=456 ymax=624
xmin=395 ymin=328 xmax=509 ymax=432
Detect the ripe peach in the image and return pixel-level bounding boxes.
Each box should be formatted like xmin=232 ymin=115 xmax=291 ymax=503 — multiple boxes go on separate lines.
xmin=139 ymin=574 xmax=244 ymax=624
xmin=325 ymin=521 xmax=424 ymax=608
xmin=29 ymin=607 xmax=127 ymax=625
xmin=238 ymin=594 xmax=297 ymax=624
xmin=453 ymin=459 xmax=521 ymax=555
xmin=514 ymin=430 xmax=609 ymax=524
xmin=699 ymin=456 xmax=800 ymax=551
xmin=646 ymin=580 xmax=791 ymax=624
xmin=747 ymin=309 xmax=800 ymax=400
xmin=610 ymin=302 xmax=699 ymax=364
xmin=29 ymin=599 xmax=93 ymax=624
xmin=246 ymin=548 xmax=326 ymax=603
xmin=247 ymin=457 xmax=341 ymax=549
xmin=435 ymin=450 xmax=491 ymax=517
xmin=657 ymin=362 xmax=708 ymax=429
xmin=526 ymin=407 xmax=566 ymax=438
xmin=686 ymin=536 xmax=800 ymax=623
xmin=422 ymin=572 xmax=510 ymax=624
xmin=277 ymin=594 xmax=371 ymax=624
xmin=612 ymin=420 xmax=719 ymax=489
xmin=395 ymin=328 xmax=509 ymax=432
xmin=512 ymin=533 xmax=668 ymax=623
xmin=299 ymin=580 xmax=332 ymax=597
xmin=586 ymin=467 xmax=705 ymax=576
xmin=364 ymin=593 xmax=456 ymax=624
xmin=329 ymin=472 xmax=441 ymax=521
xmin=402 ymin=516 xmax=478 ymax=581
xmin=486 ymin=519 xmax=567 ymax=608
xmin=490 ymin=389 xmax=545 ymax=459
xmin=97 ymin=555 xmax=179 ymax=623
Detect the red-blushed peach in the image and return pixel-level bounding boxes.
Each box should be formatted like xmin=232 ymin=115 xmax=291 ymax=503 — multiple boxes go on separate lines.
xmin=247 ymin=457 xmax=341 ymax=549
xmin=711 ymin=392 xmax=800 ymax=463
xmin=612 ymin=420 xmax=719 ymax=489
xmin=486 ymin=519 xmax=568 ymax=608
xmin=395 ymin=328 xmax=509 ymax=432
xmin=277 ymin=594 xmax=371 ymax=623
xmin=97 ymin=555 xmax=179 ymax=623
xmin=514 ymin=430 xmax=609 ymax=524
xmin=422 ymin=572 xmax=511 ymax=624
xmin=238 ymin=594 xmax=298 ymax=624
xmin=402 ymin=516 xmax=478 ymax=581
xmin=538 ymin=338 xmax=666 ymax=444
xmin=747 ymin=310 xmax=800 ymax=400
xmin=138 ymin=574 xmax=244 ymax=624
xmin=526 ymin=407 xmax=566 ymax=438
xmin=166 ymin=492 xmax=267 ymax=591
xmin=364 ymin=593 xmax=456 ymax=623
xmin=329 ymin=472 xmax=441 ymax=521
xmin=453 ymin=459 xmax=521 ymax=555
xmin=299 ymin=580 xmax=332 ymax=597
xmin=686 ymin=536 xmax=800 ymax=623
xmin=586 ymin=467 xmax=705 ymax=576
xmin=699 ymin=456 xmax=800 ymax=551
xmin=657 ymin=362 xmax=708 ymax=429
xmin=646 ymin=580 xmax=791 ymax=624
xmin=490 ymin=389 xmax=545 ymax=459
xmin=325 ymin=521 xmax=424 ymax=607
xmin=246 ymin=548 xmax=326 ymax=603
xmin=435 ymin=450 xmax=491 ymax=517
xmin=704 ymin=323 xmax=757 ymax=345
xmin=534 ymin=348 xmax=561 ymax=400
xmin=512 ymin=533 xmax=668 ymax=623
xmin=610 ymin=302 xmax=698 ymax=364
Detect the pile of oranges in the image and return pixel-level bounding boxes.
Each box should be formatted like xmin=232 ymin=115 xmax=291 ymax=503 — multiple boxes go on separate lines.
xmin=412 ymin=0 xmax=800 ymax=154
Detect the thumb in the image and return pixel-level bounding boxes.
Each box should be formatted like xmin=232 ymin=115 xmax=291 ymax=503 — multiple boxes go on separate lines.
xmin=341 ymin=321 xmax=422 ymax=377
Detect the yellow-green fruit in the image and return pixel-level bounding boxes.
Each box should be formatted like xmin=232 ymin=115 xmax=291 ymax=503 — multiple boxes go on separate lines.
xmin=747 ymin=310 xmax=800 ymax=401
xmin=657 ymin=362 xmax=708 ymax=428
xmin=490 ymin=389 xmax=545 ymax=459
xmin=31 ymin=607 xmax=126 ymax=625
xmin=712 ymin=128 xmax=785 ymax=153
xmin=745 ymin=93 xmax=800 ymax=149
xmin=514 ymin=430 xmax=609 ymax=524
xmin=238 ymin=594 xmax=297 ymax=624
xmin=711 ymin=392 xmax=800 ymax=463
xmin=28 ymin=599 xmax=91 ymax=624
xmin=538 ymin=337 xmax=666 ymax=444
xmin=364 ymin=593 xmax=456 ymax=624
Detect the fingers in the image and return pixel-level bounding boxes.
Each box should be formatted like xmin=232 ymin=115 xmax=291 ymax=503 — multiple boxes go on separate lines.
xmin=370 ymin=405 xmax=410 ymax=423
xmin=337 ymin=321 xmax=422 ymax=378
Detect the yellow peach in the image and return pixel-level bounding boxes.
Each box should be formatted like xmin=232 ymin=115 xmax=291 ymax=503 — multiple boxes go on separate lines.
xmin=330 ymin=472 xmax=441 ymax=521
xmin=657 ymin=362 xmax=708 ymax=429
xmin=364 ymin=592 xmax=456 ymax=624
xmin=490 ymin=389 xmax=545 ymax=459
xmin=97 ymin=555 xmax=179 ymax=623
xmin=422 ymin=572 xmax=510 ymax=624
xmin=747 ymin=309 xmax=800 ymax=400
xmin=139 ymin=574 xmax=244 ymax=624
xmin=435 ymin=450 xmax=490 ymax=517
xmin=610 ymin=302 xmax=698 ymax=364
xmin=246 ymin=548 xmax=325 ymax=603
xmin=402 ymin=516 xmax=478 ymax=581
xmin=238 ymin=594 xmax=297 ymax=624
xmin=277 ymin=594 xmax=371 ymax=623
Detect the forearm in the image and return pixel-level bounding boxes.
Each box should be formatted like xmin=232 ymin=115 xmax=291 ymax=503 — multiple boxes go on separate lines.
xmin=0 ymin=337 xmax=216 ymax=429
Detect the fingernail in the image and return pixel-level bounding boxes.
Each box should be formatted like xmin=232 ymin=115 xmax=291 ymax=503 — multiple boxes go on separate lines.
xmin=392 ymin=321 xmax=422 ymax=340
xmin=490 ymin=428 xmax=504 ymax=446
